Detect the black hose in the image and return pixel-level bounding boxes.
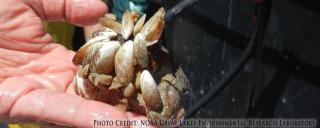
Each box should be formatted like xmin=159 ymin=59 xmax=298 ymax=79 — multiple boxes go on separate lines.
xmin=164 ymin=0 xmax=202 ymax=22
xmin=155 ymin=0 xmax=271 ymax=118
xmin=185 ymin=1 xmax=270 ymax=118
xmin=246 ymin=0 xmax=272 ymax=117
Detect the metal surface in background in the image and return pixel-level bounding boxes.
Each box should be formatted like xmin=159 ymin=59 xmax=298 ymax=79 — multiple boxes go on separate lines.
xmin=155 ymin=0 xmax=320 ymax=120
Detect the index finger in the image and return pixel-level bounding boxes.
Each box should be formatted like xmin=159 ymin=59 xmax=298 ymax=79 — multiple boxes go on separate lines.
xmin=24 ymin=0 xmax=108 ymax=26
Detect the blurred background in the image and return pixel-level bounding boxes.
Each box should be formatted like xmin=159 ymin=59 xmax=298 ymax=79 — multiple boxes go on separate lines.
xmin=2 ymin=0 xmax=320 ymax=127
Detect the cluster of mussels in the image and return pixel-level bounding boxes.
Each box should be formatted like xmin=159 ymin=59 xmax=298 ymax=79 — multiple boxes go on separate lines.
xmin=72 ymin=8 xmax=190 ymax=120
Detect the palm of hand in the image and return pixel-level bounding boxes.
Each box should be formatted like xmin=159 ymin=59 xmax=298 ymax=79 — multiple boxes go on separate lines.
xmin=0 ymin=0 xmax=147 ymax=127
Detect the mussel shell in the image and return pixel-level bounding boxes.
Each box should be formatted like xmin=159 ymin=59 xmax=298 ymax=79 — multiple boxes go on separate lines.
xmin=140 ymin=7 xmax=165 ymax=46
xmin=140 ymin=70 xmax=163 ymax=112
xmin=133 ymin=33 xmax=148 ymax=69
xmin=134 ymin=14 xmax=146 ymax=37
xmin=115 ymin=40 xmax=135 ymax=84
xmin=158 ymin=80 xmax=181 ymax=118
xmin=100 ymin=17 xmax=122 ymax=34
xmin=84 ymin=41 xmax=120 ymax=74
xmin=74 ymin=73 xmax=97 ymax=100
xmin=122 ymin=11 xmax=140 ymax=40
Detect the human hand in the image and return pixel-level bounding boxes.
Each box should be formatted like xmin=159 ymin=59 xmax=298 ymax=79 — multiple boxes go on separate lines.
xmin=0 ymin=0 xmax=149 ymax=127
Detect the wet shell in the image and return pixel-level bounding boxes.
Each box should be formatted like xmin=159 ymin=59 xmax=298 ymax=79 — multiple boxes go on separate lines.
xmin=109 ymin=77 xmax=124 ymax=89
xmin=124 ymin=83 xmax=135 ymax=98
xmin=74 ymin=73 xmax=97 ymax=100
xmin=140 ymin=70 xmax=163 ymax=112
xmin=77 ymin=64 xmax=90 ymax=78
xmin=133 ymin=33 xmax=148 ymax=69
xmin=133 ymin=14 xmax=146 ymax=36
xmin=158 ymin=81 xmax=181 ymax=118
xmin=91 ymin=27 xmax=117 ymax=40
xmin=72 ymin=37 xmax=101 ymax=65
xmin=100 ymin=17 xmax=122 ymax=34
xmin=140 ymin=7 xmax=165 ymax=46
xmin=104 ymin=13 xmax=117 ymax=20
xmin=88 ymin=73 xmax=113 ymax=86
xmin=115 ymin=40 xmax=135 ymax=85
xmin=72 ymin=34 xmax=116 ymax=65
xmin=134 ymin=71 xmax=142 ymax=90
xmin=174 ymin=67 xmax=190 ymax=93
xmin=122 ymin=11 xmax=140 ymax=40
xmin=84 ymin=41 xmax=120 ymax=74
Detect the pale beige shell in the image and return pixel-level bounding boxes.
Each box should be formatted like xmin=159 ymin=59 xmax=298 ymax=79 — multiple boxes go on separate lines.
xmin=121 ymin=11 xmax=140 ymax=40
xmin=74 ymin=73 xmax=97 ymax=100
xmin=91 ymin=27 xmax=117 ymax=40
xmin=124 ymin=83 xmax=135 ymax=98
xmin=115 ymin=40 xmax=135 ymax=85
xmin=140 ymin=70 xmax=162 ymax=112
xmin=158 ymin=80 xmax=181 ymax=118
xmin=133 ymin=14 xmax=146 ymax=37
xmin=134 ymin=71 xmax=142 ymax=90
xmin=100 ymin=18 xmax=122 ymax=34
xmin=104 ymin=13 xmax=116 ymax=20
xmin=133 ymin=33 xmax=148 ymax=68
xmin=140 ymin=7 xmax=165 ymax=46
xmin=88 ymin=73 xmax=113 ymax=86
xmin=83 ymin=41 xmax=120 ymax=74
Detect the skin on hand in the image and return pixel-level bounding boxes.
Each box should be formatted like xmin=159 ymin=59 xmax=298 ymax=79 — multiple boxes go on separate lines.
xmin=0 ymin=0 xmax=151 ymax=127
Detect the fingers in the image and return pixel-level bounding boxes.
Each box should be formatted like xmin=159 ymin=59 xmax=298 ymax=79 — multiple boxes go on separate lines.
xmin=0 ymin=77 xmax=42 ymax=118
xmin=24 ymin=0 xmax=107 ymax=26
xmin=0 ymin=77 xmax=128 ymax=127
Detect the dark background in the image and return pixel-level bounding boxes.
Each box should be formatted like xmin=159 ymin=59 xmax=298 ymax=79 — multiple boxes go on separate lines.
xmin=73 ymin=0 xmax=320 ymax=125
